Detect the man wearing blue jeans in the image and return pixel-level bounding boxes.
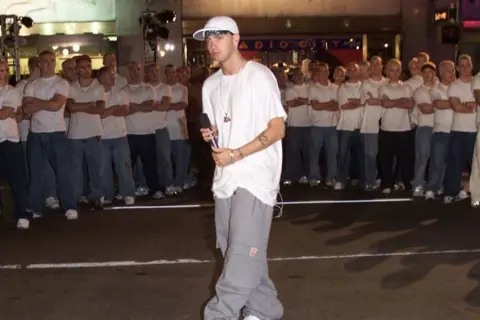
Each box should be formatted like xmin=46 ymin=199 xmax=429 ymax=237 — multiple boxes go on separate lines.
xmin=444 ymin=54 xmax=477 ymax=204
xmin=23 ymin=50 xmax=78 ymax=221
xmin=360 ymin=56 xmax=387 ymax=190
xmin=412 ymin=62 xmax=436 ymax=197
xmin=97 ymin=66 xmax=136 ymax=205
xmin=308 ymin=64 xmax=338 ymax=187
xmin=424 ymin=60 xmax=455 ymax=200
xmin=165 ymin=65 xmax=190 ymax=193
xmin=146 ymin=63 xmax=176 ymax=196
xmin=335 ymin=62 xmax=364 ymax=190
xmin=66 ymin=55 xmax=105 ymax=210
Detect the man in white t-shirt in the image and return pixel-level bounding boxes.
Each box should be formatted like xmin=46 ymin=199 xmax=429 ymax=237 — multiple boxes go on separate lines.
xmin=165 ymin=64 xmax=191 ymax=193
xmin=284 ymin=67 xmax=310 ymax=185
xmin=17 ymin=56 xmax=59 ymax=210
xmin=335 ymin=62 xmax=364 ymax=190
xmin=23 ymin=50 xmax=78 ymax=220
xmin=360 ymin=56 xmax=387 ymax=190
xmin=97 ymin=67 xmax=135 ymax=205
xmin=378 ymin=59 xmax=415 ymax=193
xmin=308 ymin=64 xmax=339 ymax=187
xmin=196 ymin=16 xmax=285 ymax=320
xmin=61 ymin=58 xmax=77 ymax=132
xmin=66 ymin=55 xmax=106 ymax=210
xmin=0 ymin=60 xmax=30 ymax=229
xmin=444 ymin=54 xmax=477 ymax=204
xmin=424 ymin=60 xmax=455 ymax=200
xmin=412 ymin=62 xmax=437 ymax=196
xmin=125 ymin=61 xmax=164 ymax=200
xmin=145 ymin=63 xmax=176 ymax=196
xmin=103 ymin=53 xmax=128 ymax=89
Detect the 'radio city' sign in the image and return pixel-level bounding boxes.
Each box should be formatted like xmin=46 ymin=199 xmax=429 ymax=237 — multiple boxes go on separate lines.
xmin=238 ymin=38 xmax=362 ymax=51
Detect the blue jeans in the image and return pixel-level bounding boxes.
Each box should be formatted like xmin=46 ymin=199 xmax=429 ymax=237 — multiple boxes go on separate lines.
xmin=284 ymin=126 xmax=310 ymax=180
xmin=101 ymin=137 xmax=135 ymax=200
xmin=412 ymin=126 xmax=433 ymax=188
xmin=362 ymin=133 xmax=378 ymax=186
xmin=23 ymin=140 xmax=57 ymax=200
xmin=171 ymin=139 xmax=191 ymax=187
xmin=426 ymin=132 xmax=450 ymax=193
xmin=308 ymin=126 xmax=337 ymax=181
xmin=134 ymin=159 xmax=147 ymax=188
xmin=70 ymin=136 xmax=104 ymax=201
xmin=156 ymin=128 xmax=174 ymax=188
xmin=128 ymin=134 xmax=160 ymax=192
xmin=337 ymin=130 xmax=364 ymax=184
xmin=27 ymin=132 xmax=77 ymax=213
xmin=444 ymin=131 xmax=476 ymax=197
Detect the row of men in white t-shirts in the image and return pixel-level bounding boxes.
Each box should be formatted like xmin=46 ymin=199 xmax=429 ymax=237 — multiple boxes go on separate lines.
xmin=0 ymin=52 xmax=191 ymax=230
xmin=278 ymin=53 xmax=480 ymax=207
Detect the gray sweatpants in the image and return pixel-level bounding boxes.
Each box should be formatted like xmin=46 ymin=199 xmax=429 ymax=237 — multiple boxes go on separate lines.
xmin=204 ymin=188 xmax=283 ymax=320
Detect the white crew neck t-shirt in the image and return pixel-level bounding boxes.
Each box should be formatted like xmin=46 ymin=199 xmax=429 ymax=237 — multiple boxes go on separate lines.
xmin=151 ymin=83 xmax=172 ymax=130
xmin=68 ymin=79 xmax=105 ymax=139
xmin=448 ymin=78 xmax=477 ymax=133
xmin=308 ymin=81 xmax=338 ymax=127
xmin=285 ymin=83 xmax=310 ymax=127
xmin=378 ymin=82 xmax=413 ymax=132
xmin=337 ymin=81 xmax=363 ymax=131
xmin=166 ymin=83 xmax=189 ymax=140
xmin=202 ymin=61 xmax=287 ymax=206
xmin=430 ymin=82 xmax=453 ymax=133
xmin=360 ymin=77 xmax=387 ymax=134
xmin=414 ymin=84 xmax=434 ymax=127
xmin=125 ymin=83 xmax=156 ymax=135
xmin=0 ymin=85 xmax=21 ymax=143
xmin=24 ymin=76 xmax=69 ymax=133
xmin=102 ymin=87 xmax=128 ymax=140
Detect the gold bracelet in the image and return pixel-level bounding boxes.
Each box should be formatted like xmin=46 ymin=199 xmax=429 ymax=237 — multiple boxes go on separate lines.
xmin=229 ymin=150 xmax=234 ymax=163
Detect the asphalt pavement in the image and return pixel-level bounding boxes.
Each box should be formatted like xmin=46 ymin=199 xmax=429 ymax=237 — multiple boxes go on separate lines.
xmin=1 ymin=185 xmax=480 ymax=319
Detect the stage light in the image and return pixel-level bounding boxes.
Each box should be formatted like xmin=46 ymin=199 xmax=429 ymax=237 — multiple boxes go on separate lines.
xmin=20 ymin=16 xmax=34 ymax=28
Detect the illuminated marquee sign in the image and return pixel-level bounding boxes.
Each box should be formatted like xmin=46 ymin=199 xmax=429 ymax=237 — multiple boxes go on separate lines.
xmin=238 ymin=38 xmax=362 ymax=51
xmin=433 ymin=4 xmax=457 ymax=23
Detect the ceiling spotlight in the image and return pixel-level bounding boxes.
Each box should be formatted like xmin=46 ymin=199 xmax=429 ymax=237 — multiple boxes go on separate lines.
xmin=384 ymin=43 xmax=389 ymax=48
xmin=160 ymin=50 xmax=166 ymax=57
xmin=20 ymin=16 xmax=34 ymax=28
xmin=62 ymin=48 xmax=69 ymax=56
xmin=72 ymin=44 xmax=80 ymax=52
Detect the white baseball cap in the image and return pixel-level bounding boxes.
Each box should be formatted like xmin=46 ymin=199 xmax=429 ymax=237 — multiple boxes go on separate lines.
xmin=193 ymin=16 xmax=239 ymax=41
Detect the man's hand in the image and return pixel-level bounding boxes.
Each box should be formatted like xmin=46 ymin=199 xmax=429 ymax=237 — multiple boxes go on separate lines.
xmin=212 ymin=147 xmax=236 ymax=167
xmin=200 ymin=126 xmax=218 ymax=143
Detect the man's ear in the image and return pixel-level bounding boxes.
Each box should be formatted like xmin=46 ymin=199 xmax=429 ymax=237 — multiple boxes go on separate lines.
xmin=232 ymin=34 xmax=240 ymax=47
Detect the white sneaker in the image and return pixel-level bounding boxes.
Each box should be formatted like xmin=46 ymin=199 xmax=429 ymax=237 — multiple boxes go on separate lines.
xmin=425 ymin=190 xmax=435 ymax=200
xmin=174 ymin=186 xmax=183 ymax=194
xmin=165 ymin=186 xmax=176 ymax=196
xmin=100 ymin=196 xmax=112 ymax=205
xmin=45 ymin=197 xmax=60 ymax=209
xmin=152 ymin=191 xmax=165 ymax=200
xmin=298 ymin=176 xmax=308 ymax=184
xmin=65 ymin=209 xmax=78 ymax=220
xmin=16 ymin=218 xmax=30 ymax=230
xmin=244 ymin=316 xmax=261 ymax=320
xmin=309 ymin=180 xmax=321 ymax=187
xmin=412 ymin=186 xmax=424 ymax=197
xmin=79 ymin=196 xmax=89 ymax=204
xmin=382 ymin=188 xmax=392 ymax=194
xmin=124 ymin=196 xmax=135 ymax=205
xmin=457 ymin=190 xmax=469 ymax=201
xmin=334 ymin=182 xmax=345 ymax=190
xmin=135 ymin=187 xmax=149 ymax=197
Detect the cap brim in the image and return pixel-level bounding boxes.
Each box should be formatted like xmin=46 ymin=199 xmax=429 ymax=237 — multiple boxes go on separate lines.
xmin=192 ymin=27 xmax=227 ymax=41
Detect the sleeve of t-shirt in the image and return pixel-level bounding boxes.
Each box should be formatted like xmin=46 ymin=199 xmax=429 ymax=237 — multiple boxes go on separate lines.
xmin=55 ymin=79 xmax=69 ymax=98
xmin=360 ymin=82 xmax=370 ymax=105
xmin=337 ymin=85 xmax=348 ymax=107
xmin=378 ymin=85 xmax=386 ymax=99
xmin=414 ymin=88 xmax=432 ymax=104
xmin=285 ymin=87 xmax=296 ymax=102
xmin=201 ymin=82 xmax=215 ymax=126
xmin=121 ymin=88 xmax=131 ymax=105
xmin=404 ymin=84 xmax=413 ymax=98
xmin=181 ymin=85 xmax=188 ymax=104
xmin=447 ymin=83 xmax=461 ymax=99
xmin=430 ymin=87 xmax=443 ymax=101
xmin=23 ymin=82 xmax=34 ymax=98
xmin=163 ymin=86 xmax=173 ymax=99
xmin=308 ymin=86 xmax=316 ymax=101
xmin=254 ymin=70 xmax=287 ymax=122
xmin=4 ymin=88 xmax=21 ymax=109
xmin=145 ymin=85 xmax=156 ymax=102
xmin=94 ymin=84 xmax=106 ymax=102
xmin=472 ymin=74 xmax=480 ymax=91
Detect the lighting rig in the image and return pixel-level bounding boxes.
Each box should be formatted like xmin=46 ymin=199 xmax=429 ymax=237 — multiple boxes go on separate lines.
xmin=138 ymin=9 xmax=176 ymax=65
xmin=0 ymin=15 xmax=34 ymax=81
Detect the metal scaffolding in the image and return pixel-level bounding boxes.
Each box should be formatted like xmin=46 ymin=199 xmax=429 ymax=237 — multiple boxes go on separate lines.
xmin=0 ymin=14 xmax=22 ymax=81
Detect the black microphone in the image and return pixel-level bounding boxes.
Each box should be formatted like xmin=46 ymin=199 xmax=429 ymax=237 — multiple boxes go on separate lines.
xmin=200 ymin=113 xmax=219 ymax=148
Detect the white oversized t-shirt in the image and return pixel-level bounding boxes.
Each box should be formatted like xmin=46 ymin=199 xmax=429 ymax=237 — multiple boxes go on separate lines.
xmin=152 ymin=83 xmax=172 ymax=130
xmin=360 ymin=77 xmax=387 ymax=133
xmin=430 ymin=83 xmax=453 ymax=133
xmin=406 ymin=75 xmax=424 ymax=125
xmin=378 ymin=82 xmax=413 ymax=132
xmin=202 ymin=61 xmax=287 ymax=206
xmin=336 ymin=81 xmax=363 ymax=131
xmin=471 ymin=73 xmax=480 ymax=128
xmin=285 ymin=84 xmax=310 ymax=127
xmin=308 ymin=81 xmax=338 ymax=127
xmin=24 ymin=76 xmax=69 ymax=133
xmin=125 ymin=83 xmax=156 ymax=135
xmin=448 ymin=78 xmax=477 ymax=133
xmin=67 ymin=79 xmax=105 ymax=139
xmin=114 ymin=74 xmax=128 ymax=89
xmin=414 ymin=84 xmax=434 ymax=127
xmin=15 ymin=80 xmax=30 ymax=141
xmin=166 ymin=83 xmax=189 ymax=140
xmin=0 ymin=85 xmax=21 ymax=143
xmin=102 ymin=87 xmax=128 ymax=140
